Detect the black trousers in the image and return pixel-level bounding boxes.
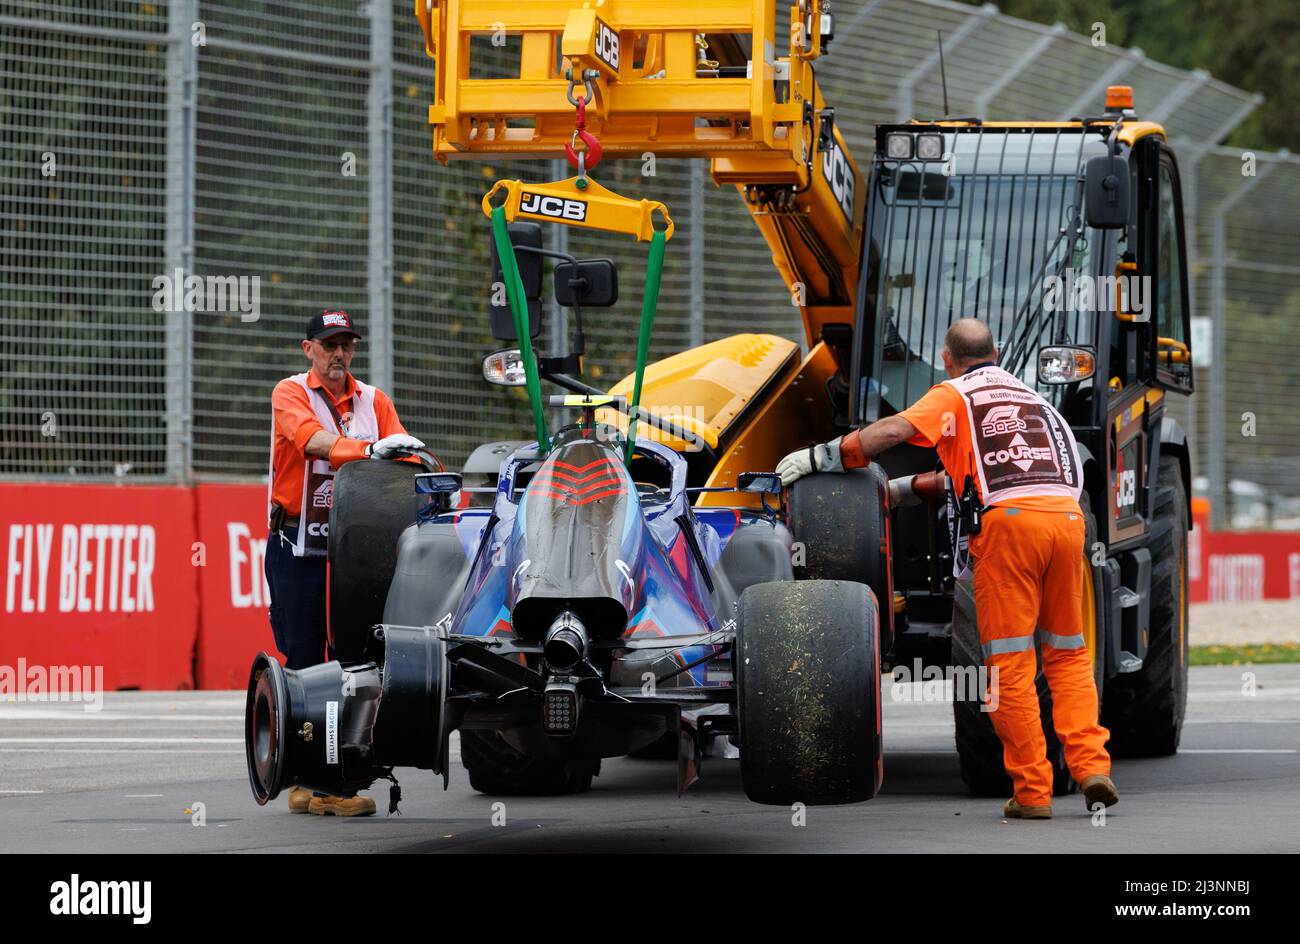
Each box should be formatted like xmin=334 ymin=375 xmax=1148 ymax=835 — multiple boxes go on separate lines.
xmin=264 ymin=524 xmax=334 ymax=670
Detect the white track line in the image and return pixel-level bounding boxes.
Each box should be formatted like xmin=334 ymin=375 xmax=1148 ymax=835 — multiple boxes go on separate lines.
xmin=0 ymin=789 xmax=45 ymax=794
xmin=1179 ymin=749 xmax=1297 ymax=754
xmin=0 ymin=737 xmax=241 ymax=744
xmin=0 ymin=711 xmax=242 ymax=721
xmin=0 ymin=748 xmax=242 ymax=754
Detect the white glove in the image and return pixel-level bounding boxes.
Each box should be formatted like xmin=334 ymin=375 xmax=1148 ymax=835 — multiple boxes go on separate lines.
xmin=887 ymin=471 xmax=948 ymax=507
xmin=367 ymin=433 xmax=425 ymax=460
xmin=775 ymin=439 xmax=844 ymax=486
xmin=887 ymin=474 xmax=920 ymax=508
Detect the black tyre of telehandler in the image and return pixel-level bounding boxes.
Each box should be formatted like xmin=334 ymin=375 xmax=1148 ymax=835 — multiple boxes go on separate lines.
xmin=1102 ymin=455 xmax=1189 ymax=756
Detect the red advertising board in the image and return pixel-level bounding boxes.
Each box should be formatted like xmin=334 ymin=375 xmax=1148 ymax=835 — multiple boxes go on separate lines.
xmin=193 ymin=483 xmax=279 ymax=689
xmin=0 ymin=483 xmax=199 ymax=690
xmin=1185 ymin=499 xmax=1300 ymax=603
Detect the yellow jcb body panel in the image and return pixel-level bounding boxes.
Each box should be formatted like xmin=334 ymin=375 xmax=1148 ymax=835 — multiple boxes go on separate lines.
xmin=597 ymin=333 xmax=799 ymax=452
xmin=694 ymin=340 xmax=839 ymax=506
xmin=597 ymin=335 xmax=838 ymax=508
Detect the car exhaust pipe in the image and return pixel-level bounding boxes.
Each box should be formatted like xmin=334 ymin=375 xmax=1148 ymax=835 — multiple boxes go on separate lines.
xmin=544 ymin=609 xmax=588 ymax=670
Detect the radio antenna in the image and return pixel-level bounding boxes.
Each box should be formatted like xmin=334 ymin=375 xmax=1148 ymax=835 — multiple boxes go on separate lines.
xmin=937 ymin=31 xmax=951 ymax=116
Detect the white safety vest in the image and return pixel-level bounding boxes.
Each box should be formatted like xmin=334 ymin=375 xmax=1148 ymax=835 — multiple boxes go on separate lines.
xmin=942 ymin=365 xmax=1083 ymax=577
xmin=267 ymin=372 xmax=380 ymax=558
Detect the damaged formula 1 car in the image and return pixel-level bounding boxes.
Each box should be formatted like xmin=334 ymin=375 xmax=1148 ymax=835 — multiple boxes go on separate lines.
xmin=244 ymin=175 xmax=887 ymax=806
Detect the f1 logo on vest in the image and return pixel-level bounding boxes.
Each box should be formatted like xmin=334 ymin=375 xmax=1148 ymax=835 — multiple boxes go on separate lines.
xmin=520 ymin=192 xmax=588 ymax=221
xmin=312 ymin=479 xmax=333 ymax=509
xmin=980 ymin=404 xmax=1028 ymax=437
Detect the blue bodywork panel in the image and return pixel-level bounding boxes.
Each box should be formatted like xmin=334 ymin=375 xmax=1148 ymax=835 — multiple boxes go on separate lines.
xmin=421 ymin=431 xmax=769 ymax=688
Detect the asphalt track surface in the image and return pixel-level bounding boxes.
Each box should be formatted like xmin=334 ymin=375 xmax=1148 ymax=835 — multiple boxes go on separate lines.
xmin=1 ymin=664 xmax=1297 ymax=853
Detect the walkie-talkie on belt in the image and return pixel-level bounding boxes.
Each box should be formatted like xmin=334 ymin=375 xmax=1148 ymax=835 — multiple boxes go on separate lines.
xmin=961 ymin=474 xmax=982 ymax=537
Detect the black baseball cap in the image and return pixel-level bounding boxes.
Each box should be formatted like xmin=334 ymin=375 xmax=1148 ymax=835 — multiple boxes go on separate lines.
xmin=306 ymin=310 xmax=363 ymax=341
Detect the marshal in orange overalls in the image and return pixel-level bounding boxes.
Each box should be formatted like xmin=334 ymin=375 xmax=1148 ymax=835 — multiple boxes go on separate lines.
xmin=899 ymin=365 xmax=1111 ymax=807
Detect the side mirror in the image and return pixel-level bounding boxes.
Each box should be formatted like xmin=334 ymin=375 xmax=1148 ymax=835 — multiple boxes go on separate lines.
xmin=1084 ymin=155 xmax=1130 ymax=230
xmin=554 ymin=258 xmax=619 ymax=308
xmin=482 ymin=348 xmax=526 ymax=386
xmin=489 ymin=222 xmax=543 ymax=340
xmin=414 ymin=472 xmax=462 ymax=494
xmin=737 ymin=472 xmax=783 ymax=494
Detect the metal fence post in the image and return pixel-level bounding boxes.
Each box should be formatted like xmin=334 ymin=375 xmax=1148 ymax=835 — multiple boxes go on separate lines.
xmin=1059 ymin=47 xmax=1144 ymax=120
xmin=974 ymin=23 xmax=1066 ymax=118
xmin=1208 ymin=151 xmax=1285 ymax=529
xmin=1148 ymin=69 xmax=1211 ymax=125
xmin=1181 ymin=150 xmax=1200 ymax=472
xmin=367 ymin=0 xmax=394 ymax=393
xmin=896 ymin=3 xmax=996 ymax=122
xmin=165 ymin=0 xmax=197 ymax=483
xmin=1176 ymin=96 xmax=1262 ymax=490
xmin=689 ymin=161 xmax=704 ymax=348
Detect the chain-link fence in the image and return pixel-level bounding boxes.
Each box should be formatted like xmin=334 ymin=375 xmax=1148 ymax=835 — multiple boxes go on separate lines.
xmin=2 ymin=0 xmax=1296 ymax=529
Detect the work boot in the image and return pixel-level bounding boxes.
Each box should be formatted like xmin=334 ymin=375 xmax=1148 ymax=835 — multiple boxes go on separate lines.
xmin=1080 ymin=774 xmax=1119 ymax=811
xmin=1003 ymin=798 xmax=1053 ymax=819
xmin=308 ymin=793 xmax=376 ymax=817
xmin=287 ymin=786 xmax=312 ymax=814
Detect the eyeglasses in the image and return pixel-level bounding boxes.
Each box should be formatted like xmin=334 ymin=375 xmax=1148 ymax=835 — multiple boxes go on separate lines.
xmin=314 ymin=338 xmax=358 ymax=353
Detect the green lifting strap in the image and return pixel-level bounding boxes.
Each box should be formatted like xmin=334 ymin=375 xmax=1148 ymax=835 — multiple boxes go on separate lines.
xmin=490 ymin=206 xmax=549 ymax=452
xmin=625 ymin=229 xmax=667 ymax=464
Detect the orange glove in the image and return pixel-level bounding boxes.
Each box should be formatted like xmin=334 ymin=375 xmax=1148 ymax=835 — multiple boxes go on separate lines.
xmin=838 ymin=431 xmax=871 ymax=469
xmin=327 ymin=437 xmax=370 ymax=467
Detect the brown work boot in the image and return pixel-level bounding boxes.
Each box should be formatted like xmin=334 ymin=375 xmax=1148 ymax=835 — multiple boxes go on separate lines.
xmin=1080 ymin=774 xmax=1119 ymax=811
xmin=1003 ymin=798 xmax=1053 ymax=819
xmin=308 ymin=793 xmax=376 ymax=817
xmin=286 ymin=786 xmax=312 ymax=814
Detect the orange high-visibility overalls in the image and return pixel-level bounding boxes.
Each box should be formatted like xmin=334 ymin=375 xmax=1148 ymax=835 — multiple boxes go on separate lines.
xmin=900 ymin=364 xmax=1111 ymax=806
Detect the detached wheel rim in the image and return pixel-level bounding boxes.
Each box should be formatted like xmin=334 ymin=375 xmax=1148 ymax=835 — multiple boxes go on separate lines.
xmin=244 ymin=654 xmax=287 ymax=804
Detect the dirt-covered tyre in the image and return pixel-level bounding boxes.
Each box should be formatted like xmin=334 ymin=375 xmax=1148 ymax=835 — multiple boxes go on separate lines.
xmin=950 ymin=491 xmax=1102 ymax=797
xmin=459 ymin=730 xmax=600 ymax=796
xmin=1102 ymin=455 xmax=1189 ymax=756
xmin=736 ymin=580 xmax=882 ymax=805
xmin=328 ymin=460 xmax=430 ymax=664
xmin=786 ymin=464 xmax=893 ymax=644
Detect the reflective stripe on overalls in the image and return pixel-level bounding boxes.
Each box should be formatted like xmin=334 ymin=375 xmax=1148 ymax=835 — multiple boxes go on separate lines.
xmin=981 ymin=629 xmax=1086 ymax=661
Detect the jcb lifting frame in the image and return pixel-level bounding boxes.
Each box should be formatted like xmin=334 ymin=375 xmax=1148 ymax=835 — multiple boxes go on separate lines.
xmin=415 ymin=0 xmax=863 ymax=348
xmin=484 ymin=171 xmax=674 ymax=460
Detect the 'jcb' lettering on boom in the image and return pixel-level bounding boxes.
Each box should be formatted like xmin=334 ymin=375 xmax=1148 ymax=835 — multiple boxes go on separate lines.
xmin=594 ymin=18 xmax=619 ymax=70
